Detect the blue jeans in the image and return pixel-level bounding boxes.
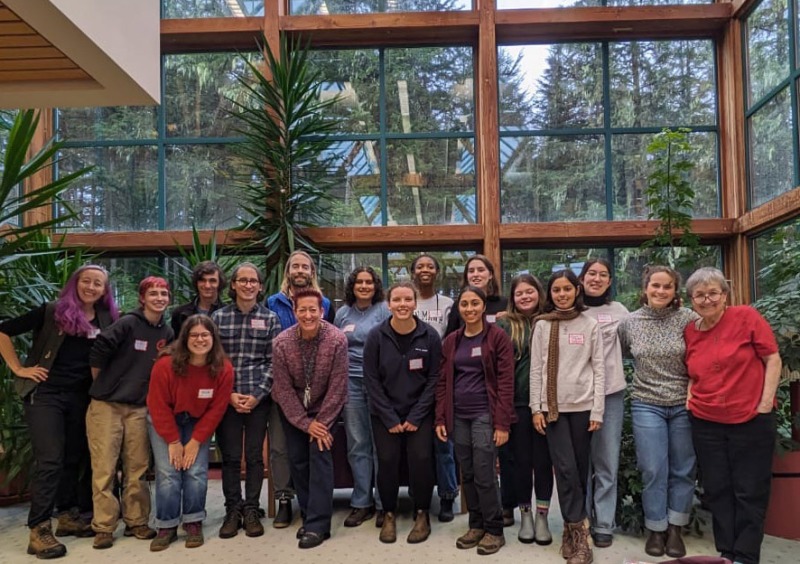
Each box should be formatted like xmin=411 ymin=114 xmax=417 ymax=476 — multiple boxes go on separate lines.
xmin=343 ymin=377 xmax=381 ymax=509
xmin=631 ymin=401 xmax=696 ymax=531
xmin=588 ymin=390 xmax=624 ymax=535
xmin=148 ymin=413 xmax=210 ymax=528
xmin=435 ymin=436 xmax=459 ymax=499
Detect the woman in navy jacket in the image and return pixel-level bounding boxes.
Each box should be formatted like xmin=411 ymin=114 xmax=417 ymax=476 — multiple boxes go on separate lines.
xmin=364 ymin=282 xmax=441 ymax=545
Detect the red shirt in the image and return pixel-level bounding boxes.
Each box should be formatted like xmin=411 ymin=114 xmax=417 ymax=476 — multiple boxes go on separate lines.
xmin=147 ymin=355 xmax=234 ymax=444
xmin=684 ymin=306 xmax=778 ymax=424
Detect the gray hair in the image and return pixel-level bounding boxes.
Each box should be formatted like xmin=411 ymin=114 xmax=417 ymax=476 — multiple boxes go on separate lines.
xmin=685 ymin=267 xmax=730 ymax=297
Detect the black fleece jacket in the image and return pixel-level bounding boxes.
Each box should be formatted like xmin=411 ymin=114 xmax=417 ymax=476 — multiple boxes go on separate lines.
xmin=363 ymin=316 xmax=442 ymax=430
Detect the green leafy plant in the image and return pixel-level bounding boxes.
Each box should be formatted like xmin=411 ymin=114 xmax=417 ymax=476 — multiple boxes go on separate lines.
xmin=167 ymin=224 xmax=237 ymax=305
xmin=228 ymin=34 xmax=343 ymax=295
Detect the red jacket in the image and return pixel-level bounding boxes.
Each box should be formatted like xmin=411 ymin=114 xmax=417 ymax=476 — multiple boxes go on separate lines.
xmin=147 ymin=355 xmax=234 ymax=444
xmin=435 ymin=322 xmax=516 ymax=434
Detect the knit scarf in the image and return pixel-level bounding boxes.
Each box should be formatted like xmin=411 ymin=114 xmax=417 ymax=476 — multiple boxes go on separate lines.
xmin=534 ymin=308 xmax=582 ymax=422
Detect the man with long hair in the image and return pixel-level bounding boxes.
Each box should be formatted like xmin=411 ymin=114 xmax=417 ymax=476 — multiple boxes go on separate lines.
xmin=170 ymin=261 xmax=226 ymax=336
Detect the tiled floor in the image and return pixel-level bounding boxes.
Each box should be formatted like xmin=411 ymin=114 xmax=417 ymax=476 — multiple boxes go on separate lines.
xmin=0 ymin=482 xmax=797 ymax=564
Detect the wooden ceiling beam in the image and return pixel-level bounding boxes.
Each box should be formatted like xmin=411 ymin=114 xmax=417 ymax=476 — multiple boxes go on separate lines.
xmin=161 ymin=17 xmax=264 ymax=53
xmin=736 ymin=185 xmax=800 ymax=235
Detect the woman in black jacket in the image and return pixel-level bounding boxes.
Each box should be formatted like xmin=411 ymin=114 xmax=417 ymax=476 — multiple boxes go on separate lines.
xmin=364 ymin=282 xmax=442 ymax=545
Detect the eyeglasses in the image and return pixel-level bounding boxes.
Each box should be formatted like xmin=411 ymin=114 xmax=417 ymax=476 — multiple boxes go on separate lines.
xmin=584 ymin=270 xmax=610 ymax=279
xmin=235 ymin=278 xmax=260 ymax=286
xmin=188 ymin=332 xmax=212 ymax=340
xmin=691 ymin=291 xmax=724 ymax=303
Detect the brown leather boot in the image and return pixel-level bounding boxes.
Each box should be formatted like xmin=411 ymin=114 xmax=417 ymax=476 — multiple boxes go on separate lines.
xmin=566 ymin=523 xmax=593 ymax=564
xmin=55 ymin=508 xmax=94 ymax=538
xmin=28 ymin=521 xmax=67 ymax=559
xmin=645 ymin=529 xmax=667 ymax=557
xmin=456 ymin=528 xmax=485 ymax=549
xmin=665 ymin=524 xmax=686 ymax=558
xmin=407 ymin=510 xmax=431 ymax=544
xmin=560 ymin=523 xmax=575 ymax=559
xmin=379 ymin=511 xmax=397 ymax=543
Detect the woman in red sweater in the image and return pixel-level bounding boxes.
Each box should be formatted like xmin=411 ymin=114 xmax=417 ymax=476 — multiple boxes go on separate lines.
xmin=146 ymin=314 xmax=233 ymax=551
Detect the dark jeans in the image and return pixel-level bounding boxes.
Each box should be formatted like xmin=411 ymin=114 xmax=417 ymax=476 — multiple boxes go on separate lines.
xmin=24 ymin=389 xmax=92 ymax=527
xmin=690 ymin=412 xmax=775 ymax=564
xmin=546 ymin=411 xmax=591 ymax=524
xmin=215 ymin=400 xmax=269 ymax=511
xmin=453 ymin=414 xmax=503 ymax=535
xmin=372 ymin=414 xmax=435 ymax=513
xmin=282 ymin=412 xmax=334 ymax=536
xmin=509 ymin=405 xmax=553 ymax=506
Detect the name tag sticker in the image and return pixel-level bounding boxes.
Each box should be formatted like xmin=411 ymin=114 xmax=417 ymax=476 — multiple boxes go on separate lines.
xmin=343 ymin=324 xmax=356 ymax=333
xmin=486 ymin=314 xmax=497 ymax=323
xmin=134 ymin=339 xmax=148 ymax=351
xmin=88 ymin=328 xmax=101 ymax=339
xmin=597 ymin=313 xmax=613 ymax=323
xmin=471 ymin=346 xmax=482 ymax=358
xmin=250 ymin=319 xmax=266 ymax=329
xmin=409 ymin=358 xmax=423 ymax=370
xmin=568 ymin=333 xmax=585 ymax=345
xmin=198 ymin=389 xmax=214 ymax=399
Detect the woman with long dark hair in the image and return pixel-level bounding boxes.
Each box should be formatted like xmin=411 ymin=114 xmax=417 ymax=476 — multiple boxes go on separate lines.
xmin=146 ymin=314 xmax=233 ymax=551
xmin=0 ymin=265 xmax=119 ymax=559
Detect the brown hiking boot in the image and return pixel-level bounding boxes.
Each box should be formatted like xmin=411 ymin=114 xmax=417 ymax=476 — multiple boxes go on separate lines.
xmin=92 ymin=532 xmax=114 ymax=550
xmin=561 ymin=524 xmax=575 ymax=559
xmin=149 ymin=527 xmax=177 ymax=552
xmin=243 ymin=507 xmax=264 ymax=537
xmin=477 ymin=532 xmax=506 ymax=555
xmin=28 ymin=521 xmax=67 ymax=559
xmin=566 ymin=522 xmax=593 ymax=564
xmin=379 ymin=511 xmax=397 ymax=543
xmin=55 ymin=508 xmax=94 ymax=538
xmin=407 ymin=510 xmax=431 ymax=544
xmin=124 ymin=524 xmax=157 ymax=539
xmin=456 ymin=528 xmax=485 ymax=549
xmin=219 ymin=508 xmax=242 ymax=539
xmin=184 ymin=521 xmax=204 ymax=548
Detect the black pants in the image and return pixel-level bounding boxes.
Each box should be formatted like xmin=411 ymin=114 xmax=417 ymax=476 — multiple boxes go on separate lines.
xmin=24 ymin=389 xmax=92 ymax=528
xmin=546 ymin=410 xmax=591 ymax=524
xmin=453 ymin=414 xmax=503 ymax=535
xmin=372 ymin=414 xmax=434 ymax=513
xmin=216 ymin=400 xmax=269 ymax=511
xmin=507 ymin=405 xmax=554 ymax=506
xmin=690 ymin=412 xmax=775 ymax=564
xmin=282 ymin=412 xmax=334 ymax=536
xmin=498 ymin=441 xmax=515 ymax=510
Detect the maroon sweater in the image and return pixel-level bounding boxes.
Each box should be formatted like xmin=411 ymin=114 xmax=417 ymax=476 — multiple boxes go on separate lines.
xmin=271 ymin=321 xmax=349 ymax=432
xmin=435 ymin=323 xmax=516 ymax=434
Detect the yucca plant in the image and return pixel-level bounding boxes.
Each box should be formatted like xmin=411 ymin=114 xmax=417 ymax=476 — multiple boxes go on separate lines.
xmin=228 ymin=34 xmax=343 ymax=294
xmin=168 ymin=224 xmax=237 ymax=304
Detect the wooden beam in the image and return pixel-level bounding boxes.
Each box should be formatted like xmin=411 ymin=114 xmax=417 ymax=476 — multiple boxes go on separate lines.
xmin=161 ymin=17 xmax=264 ymax=52
xmin=22 ymin=109 xmax=53 ymax=228
xmin=725 ymin=235 xmax=751 ymax=305
xmin=736 ymin=185 xmax=800 ymax=235
xmin=731 ymin=0 xmax=758 ymax=19
xmin=718 ymin=17 xmax=746 ymax=220
xmin=61 ymin=230 xmax=252 ymax=253
xmin=496 ymin=5 xmax=732 ymax=43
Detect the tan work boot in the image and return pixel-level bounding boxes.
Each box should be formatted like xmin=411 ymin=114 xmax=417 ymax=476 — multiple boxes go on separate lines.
xmin=560 ymin=523 xmax=575 ymax=559
xmin=477 ymin=532 xmax=506 ymax=555
xmin=407 ymin=510 xmax=431 ymax=544
xmin=566 ymin=522 xmax=593 ymax=564
xmin=55 ymin=508 xmax=94 ymax=538
xmin=27 ymin=521 xmax=67 ymax=559
xmin=93 ymin=532 xmax=114 ymax=550
xmin=456 ymin=528 xmax=485 ymax=549
xmin=379 ymin=511 xmax=397 ymax=543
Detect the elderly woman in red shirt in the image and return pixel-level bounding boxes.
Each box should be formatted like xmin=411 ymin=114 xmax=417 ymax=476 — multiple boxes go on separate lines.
xmin=684 ymin=267 xmax=782 ymax=564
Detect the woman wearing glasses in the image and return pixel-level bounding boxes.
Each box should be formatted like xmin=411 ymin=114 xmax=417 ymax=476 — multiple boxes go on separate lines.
xmin=684 ymin=267 xmax=781 ymax=564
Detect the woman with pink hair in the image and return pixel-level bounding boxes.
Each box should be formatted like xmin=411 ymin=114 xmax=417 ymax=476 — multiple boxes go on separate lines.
xmin=0 ymin=265 xmax=119 ymax=559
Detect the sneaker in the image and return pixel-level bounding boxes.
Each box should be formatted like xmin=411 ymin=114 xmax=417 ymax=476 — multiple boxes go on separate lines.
xmin=477 ymin=532 xmax=506 ymax=555
xmin=55 ymin=508 xmax=94 ymax=538
xmin=27 ymin=521 xmax=67 ymax=559
xmin=407 ymin=510 xmax=431 ymax=544
xmin=502 ymin=508 xmax=515 ymax=527
xmin=273 ymin=499 xmax=292 ymax=528
xmin=149 ymin=527 xmax=177 ymax=552
xmin=92 ymin=531 xmax=114 ymax=550
xmin=456 ymin=528 xmax=485 ymax=549
xmin=298 ymin=531 xmax=330 ymax=549
xmin=219 ymin=508 xmax=242 ymax=539
xmin=438 ymin=499 xmax=455 ymax=523
xmin=124 ymin=524 xmax=157 ymax=540
xmin=184 ymin=521 xmax=204 ymax=548
xmin=244 ymin=508 xmax=265 ymax=537
xmin=518 ymin=507 xmax=534 ymax=544
xmin=344 ymin=506 xmax=375 ymax=527
xmin=592 ymin=532 xmax=613 ymax=548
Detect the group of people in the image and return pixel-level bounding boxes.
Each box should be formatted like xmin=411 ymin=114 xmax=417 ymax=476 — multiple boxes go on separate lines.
xmin=0 ymin=252 xmax=781 ymax=564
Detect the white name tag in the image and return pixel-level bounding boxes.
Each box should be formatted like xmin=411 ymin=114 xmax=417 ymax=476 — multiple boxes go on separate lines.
xmin=88 ymin=328 xmax=100 ymax=339
xmin=198 ymin=389 xmax=214 ymax=399
xmin=568 ymin=333 xmax=585 ymax=345
xmin=471 ymin=346 xmax=482 ymax=357
xmin=597 ymin=313 xmax=613 ymax=323
xmin=486 ymin=314 xmax=497 ymax=323
xmin=134 ymin=339 xmax=148 ymax=351
xmin=343 ymin=324 xmax=356 ymax=333
xmin=409 ymin=358 xmax=423 ymax=370
xmin=250 ymin=319 xmax=266 ymax=329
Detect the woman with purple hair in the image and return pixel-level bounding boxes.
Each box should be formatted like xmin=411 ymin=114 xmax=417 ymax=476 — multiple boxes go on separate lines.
xmin=0 ymin=264 xmax=119 ymax=559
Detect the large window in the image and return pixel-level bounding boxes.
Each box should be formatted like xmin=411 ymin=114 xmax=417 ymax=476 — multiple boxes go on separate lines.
xmin=290 ymin=0 xmax=471 ymax=15
xmin=498 ymin=0 xmax=709 ymax=7
xmin=307 ymin=47 xmax=476 ymax=227
xmin=162 ymin=0 xmax=264 ymax=18
xmin=499 ymin=40 xmax=718 ymax=223
xmin=55 ymin=52 xmax=256 ymax=232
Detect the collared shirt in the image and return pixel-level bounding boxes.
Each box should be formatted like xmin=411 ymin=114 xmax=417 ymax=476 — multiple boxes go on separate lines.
xmin=211 ymin=302 xmax=281 ymax=402
xmin=266 ymin=291 xmax=335 ymax=331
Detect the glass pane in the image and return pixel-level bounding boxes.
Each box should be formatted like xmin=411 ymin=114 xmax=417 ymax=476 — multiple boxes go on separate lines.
xmin=752 ymin=218 xmax=800 ymax=299
xmin=606 ymin=0 xmax=711 ymax=5
xmin=165 ymin=52 xmax=256 ymax=138
xmin=610 ymin=40 xmax=716 ymax=128
xmin=612 ymin=131 xmax=718 ymax=219
xmin=746 ymin=0 xmax=790 ymax=107
xmin=499 ymin=43 xmax=603 ymax=131
xmin=748 ymin=87 xmax=793 ymax=208
xmin=500 ymin=135 xmax=606 ymax=222
xmin=498 ymin=0 xmax=597 ymax=7
xmin=317 ymin=139 xmax=382 ymax=227
xmin=95 ymin=256 xmax=170 ymax=311
xmin=162 ymin=0 xmax=264 ymax=18
xmin=385 ymin=47 xmax=474 ymax=134
xmin=386 ymin=137 xmax=476 ymax=225
xmin=165 ymin=144 xmax=247 ymax=230
xmin=502 ymin=248 xmax=608 ymax=292
xmin=290 ymin=0 xmax=471 ymax=15
xmin=56 ymin=107 xmax=158 ymax=141
xmin=57 ymin=146 xmax=159 ymax=232
xmin=309 ymin=49 xmax=380 ymax=134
